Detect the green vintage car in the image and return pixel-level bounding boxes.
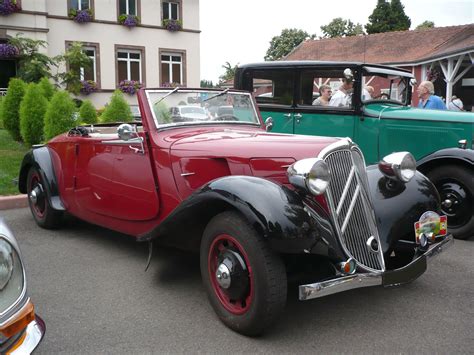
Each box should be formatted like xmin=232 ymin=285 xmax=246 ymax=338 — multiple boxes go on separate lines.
xmin=234 ymin=61 xmax=474 ymax=239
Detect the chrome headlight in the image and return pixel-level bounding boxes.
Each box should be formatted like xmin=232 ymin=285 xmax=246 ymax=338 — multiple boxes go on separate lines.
xmin=0 ymin=236 xmax=25 ymax=315
xmin=378 ymin=152 xmax=416 ymax=183
xmin=287 ymin=158 xmax=330 ymax=195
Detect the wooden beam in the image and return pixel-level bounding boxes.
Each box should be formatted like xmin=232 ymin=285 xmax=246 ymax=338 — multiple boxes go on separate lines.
xmin=453 ymin=64 xmax=473 ymax=85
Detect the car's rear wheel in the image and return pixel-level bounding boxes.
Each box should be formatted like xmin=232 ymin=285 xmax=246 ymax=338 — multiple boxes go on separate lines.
xmin=427 ymin=165 xmax=473 ymax=240
xmin=27 ymin=167 xmax=63 ymax=229
xmin=200 ymin=211 xmax=287 ymax=336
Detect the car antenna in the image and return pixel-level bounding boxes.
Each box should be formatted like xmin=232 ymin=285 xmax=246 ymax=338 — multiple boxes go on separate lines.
xmin=155 ymin=86 xmax=180 ymax=105
xmin=203 ymin=88 xmax=230 ymax=102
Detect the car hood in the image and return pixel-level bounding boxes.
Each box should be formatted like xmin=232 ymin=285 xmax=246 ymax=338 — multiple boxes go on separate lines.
xmin=169 ymin=127 xmax=340 ymax=160
xmin=364 ymin=103 xmax=474 ymax=123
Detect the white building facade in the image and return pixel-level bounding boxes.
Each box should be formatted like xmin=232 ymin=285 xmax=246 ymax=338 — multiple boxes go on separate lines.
xmin=0 ymin=0 xmax=201 ymax=107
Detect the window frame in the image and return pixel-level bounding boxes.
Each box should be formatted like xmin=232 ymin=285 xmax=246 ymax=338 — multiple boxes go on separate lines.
xmin=68 ymin=0 xmax=94 ymax=14
xmin=161 ymin=0 xmax=182 ymax=22
xmin=65 ymin=41 xmax=101 ymax=90
xmin=115 ymin=45 xmax=146 ymax=87
xmin=159 ymin=48 xmax=186 ymax=86
xmin=116 ymin=0 xmax=141 ymax=17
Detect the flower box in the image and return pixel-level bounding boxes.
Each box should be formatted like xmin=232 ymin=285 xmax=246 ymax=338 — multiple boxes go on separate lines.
xmin=119 ymin=80 xmax=142 ymax=95
xmin=80 ymin=80 xmax=98 ymax=95
xmin=69 ymin=8 xmax=93 ymax=23
xmin=118 ymin=14 xmax=140 ymax=28
xmin=0 ymin=43 xmax=19 ymax=58
xmin=0 ymin=0 xmax=21 ymax=16
xmin=162 ymin=19 xmax=182 ymax=32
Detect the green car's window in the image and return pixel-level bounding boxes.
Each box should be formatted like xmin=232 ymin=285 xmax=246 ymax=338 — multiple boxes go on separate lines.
xmin=362 ymin=73 xmax=410 ymax=105
xmin=299 ymin=69 xmax=355 ymax=110
xmin=251 ymin=70 xmax=294 ymax=106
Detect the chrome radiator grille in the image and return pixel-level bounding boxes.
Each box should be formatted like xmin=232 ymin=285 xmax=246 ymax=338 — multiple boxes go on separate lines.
xmin=322 ymin=145 xmax=385 ymax=271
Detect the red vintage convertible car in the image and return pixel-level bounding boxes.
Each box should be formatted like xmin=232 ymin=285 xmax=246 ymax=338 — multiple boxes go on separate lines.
xmin=19 ymin=88 xmax=452 ymax=335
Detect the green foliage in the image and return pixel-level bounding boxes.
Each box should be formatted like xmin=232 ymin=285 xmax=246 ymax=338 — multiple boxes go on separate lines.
xmin=43 ymin=91 xmax=76 ymax=141
xmin=0 ymin=97 xmax=3 ymax=129
xmin=79 ymin=100 xmax=97 ymax=124
xmin=416 ymin=20 xmax=435 ymax=30
xmin=366 ymin=0 xmax=411 ymax=34
xmin=320 ymin=18 xmax=365 ymax=38
xmin=8 ymin=34 xmax=57 ymax=83
xmin=55 ymin=42 xmax=92 ymax=95
xmin=100 ymin=90 xmax=133 ymax=123
xmin=153 ymin=102 xmax=172 ymax=124
xmin=19 ymin=83 xmax=48 ymax=146
xmin=0 ymin=129 xmax=30 ymax=196
xmin=264 ymin=28 xmax=311 ymax=61
xmin=1 ymin=78 xmax=26 ymax=141
xmin=38 ymin=77 xmax=56 ymax=100
xmin=200 ymin=79 xmax=215 ymax=88
xmin=218 ymin=62 xmax=238 ymax=84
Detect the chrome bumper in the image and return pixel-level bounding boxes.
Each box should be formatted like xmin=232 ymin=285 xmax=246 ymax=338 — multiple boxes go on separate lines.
xmin=8 ymin=316 xmax=45 ymax=355
xmin=299 ymin=234 xmax=454 ymax=301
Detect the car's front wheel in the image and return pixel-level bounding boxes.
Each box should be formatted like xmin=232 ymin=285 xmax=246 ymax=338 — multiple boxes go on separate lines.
xmin=26 ymin=167 xmax=63 ymax=229
xmin=200 ymin=211 xmax=287 ymax=336
xmin=427 ymin=165 xmax=473 ymax=240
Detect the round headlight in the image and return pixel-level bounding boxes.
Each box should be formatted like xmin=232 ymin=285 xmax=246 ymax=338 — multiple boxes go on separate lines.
xmin=378 ymin=152 xmax=416 ymax=183
xmin=0 ymin=239 xmax=13 ymax=291
xmin=288 ymin=158 xmax=330 ymax=196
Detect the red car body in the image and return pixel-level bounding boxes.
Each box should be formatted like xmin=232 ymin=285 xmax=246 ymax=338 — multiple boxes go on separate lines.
xmin=19 ymin=88 xmax=452 ymax=335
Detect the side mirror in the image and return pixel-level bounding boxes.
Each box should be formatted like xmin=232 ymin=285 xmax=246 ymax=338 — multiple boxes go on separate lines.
xmin=265 ymin=117 xmax=273 ymax=132
xmin=117 ymin=123 xmax=138 ymax=141
xmin=410 ymin=78 xmax=417 ymax=86
xmin=343 ymin=68 xmax=354 ymax=81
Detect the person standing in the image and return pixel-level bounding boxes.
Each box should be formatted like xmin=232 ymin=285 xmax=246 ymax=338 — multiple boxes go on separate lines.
xmin=447 ymin=95 xmax=464 ymax=111
xmin=417 ymin=81 xmax=446 ymax=110
xmin=329 ymin=79 xmax=353 ymax=107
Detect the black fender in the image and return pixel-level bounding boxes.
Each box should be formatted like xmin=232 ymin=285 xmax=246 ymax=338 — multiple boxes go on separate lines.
xmin=139 ymin=176 xmax=345 ymax=260
xmin=18 ymin=146 xmax=65 ymax=211
xmin=367 ymin=166 xmax=440 ymax=255
xmin=417 ymin=147 xmax=474 ymax=174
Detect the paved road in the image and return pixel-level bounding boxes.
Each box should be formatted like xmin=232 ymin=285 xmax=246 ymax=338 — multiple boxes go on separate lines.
xmin=2 ymin=208 xmax=473 ymax=354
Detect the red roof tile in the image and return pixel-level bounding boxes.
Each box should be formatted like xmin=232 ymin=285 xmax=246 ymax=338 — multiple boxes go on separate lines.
xmin=285 ymin=24 xmax=474 ymax=65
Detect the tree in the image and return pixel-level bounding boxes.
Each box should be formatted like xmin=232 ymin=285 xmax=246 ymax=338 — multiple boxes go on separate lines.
xmin=264 ymin=28 xmax=310 ymax=61
xmin=416 ymin=20 xmax=435 ymax=30
xmin=320 ymin=18 xmax=365 ymax=38
xmin=365 ymin=0 xmax=411 ymax=34
xmin=19 ymin=83 xmax=48 ymax=146
xmin=0 ymin=78 xmax=26 ymax=141
xmin=200 ymin=79 xmax=214 ymax=88
xmin=100 ymin=90 xmax=133 ymax=123
xmin=38 ymin=77 xmax=56 ymax=101
xmin=218 ymin=62 xmax=238 ymax=84
xmin=79 ymin=100 xmax=98 ymax=124
xmin=55 ymin=42 xmax=92 ymax=95
xmin=8 ymin=34 xmax=57 ymax=83
xmin=43 ymin=91 xmax=77 ymax=140
xmin=389 ymin=0 xmax=411 ymax=31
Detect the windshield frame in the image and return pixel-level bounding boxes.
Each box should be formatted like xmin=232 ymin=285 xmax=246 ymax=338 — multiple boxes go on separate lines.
xmin=145 ymin=89 xmax=262 ymax=130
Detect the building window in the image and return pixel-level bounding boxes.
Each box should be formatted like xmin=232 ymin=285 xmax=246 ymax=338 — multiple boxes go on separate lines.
xmin=81 ymin=47 xmax=96 ymax=82
xmin=160 ymin=53 xmax=183 ymax=85
xmin=116 ymin=48 xmax=144 ymax=84
xmin=162 ymin=1 xmax=179 ymax=20
xmin=70 ymin=0 xmax=91 ymax=10
xmin=119 ymin=0 xmax=137 ymax=15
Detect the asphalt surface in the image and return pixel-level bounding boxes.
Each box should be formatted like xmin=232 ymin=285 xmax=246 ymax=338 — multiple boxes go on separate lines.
xmin=2 ymin=208 xmax=473 ymax=354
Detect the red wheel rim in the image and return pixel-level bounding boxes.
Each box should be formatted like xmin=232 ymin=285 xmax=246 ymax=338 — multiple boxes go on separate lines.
xmin=28 ymin=171 xmax=46 ymax=218
xmin=208 ymin=234 xmax=253 ymax=315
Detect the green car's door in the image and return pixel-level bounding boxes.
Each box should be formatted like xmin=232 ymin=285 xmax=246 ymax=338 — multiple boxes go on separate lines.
xmin=293 ymin=68 xmax=357 ymax=139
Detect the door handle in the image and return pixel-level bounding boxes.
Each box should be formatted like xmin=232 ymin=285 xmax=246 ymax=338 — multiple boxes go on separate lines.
xmin=283 ymin=113 xmax=292 ymax=118
xmin=294 ymin=113 xmax=302 ymax=124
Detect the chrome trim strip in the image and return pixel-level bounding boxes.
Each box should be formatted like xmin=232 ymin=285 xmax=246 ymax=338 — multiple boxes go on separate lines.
xmin=336 ymin=166 xmax=355 ymax=215
xmin=340 ymin=185 xmax=360 ymax=234
xmin=180 ymin=172 xmax=195 ymax=177
xmin=9 ymin=318 xmax=45 ymax=355
xmin=0 ymin=298 xmax=30 ymax=328
xmin=299 ymin=235 xmax=453 ymax=300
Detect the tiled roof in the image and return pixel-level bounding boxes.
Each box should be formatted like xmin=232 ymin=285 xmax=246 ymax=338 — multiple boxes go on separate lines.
xmin=285 ymin=24 xmax=474 ymax=65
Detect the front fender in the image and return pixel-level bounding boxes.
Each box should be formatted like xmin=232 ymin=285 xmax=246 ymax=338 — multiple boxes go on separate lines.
xmin=367 ymin=166 xmax=440 ymax=255
xmin=417 ymin=147 xmax=474 ymax=172
xmin=18 ymin=146 xmax=65 ymax=211
xmin=140 ymin=176 xmax=344 ymax=259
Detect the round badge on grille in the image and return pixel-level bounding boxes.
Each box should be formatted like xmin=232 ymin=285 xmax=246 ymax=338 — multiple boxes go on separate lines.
xmin=366 ymin=236 xmax=379 ymax=253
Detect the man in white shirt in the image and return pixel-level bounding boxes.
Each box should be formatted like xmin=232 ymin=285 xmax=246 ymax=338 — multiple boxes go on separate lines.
xmin=329 ymin=79 xmax=353 ymax=107
xmin=447 ymin=96 xmax=464 ymax=111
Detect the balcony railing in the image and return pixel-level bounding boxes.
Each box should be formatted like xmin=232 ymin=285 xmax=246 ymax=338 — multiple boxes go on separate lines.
xmin=0 ymin=89 xmax=7 ymax=96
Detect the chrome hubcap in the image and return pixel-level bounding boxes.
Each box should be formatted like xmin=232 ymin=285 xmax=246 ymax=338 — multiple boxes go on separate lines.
xmin=215 ymin=263 xmax=231 ymax=289
xmin=442 ymin=199 xmax=453 ymax=209
xmin=29 ymin=186 xmax=42 ymax=205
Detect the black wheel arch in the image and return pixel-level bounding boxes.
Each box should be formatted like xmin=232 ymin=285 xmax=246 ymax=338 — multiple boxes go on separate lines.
xmin=417 ymin=148 xmax=474 ymax=175
xmin=19 ymin=146 xmax=65 ymax=211
xmin=138 ymin=176 xmax=345 ymax=260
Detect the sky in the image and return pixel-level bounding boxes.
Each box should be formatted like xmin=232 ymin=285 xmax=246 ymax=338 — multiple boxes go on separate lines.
xmin=199 ymin=0 xmax=474 ymax=83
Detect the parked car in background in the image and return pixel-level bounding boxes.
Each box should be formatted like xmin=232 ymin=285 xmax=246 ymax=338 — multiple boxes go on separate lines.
xmin=234 ymin=61 xmax=474 ymax=239
xmin=0 ymin=220 xmax=45 ymax=354
xmin=19 ymin=88 xmax=453 ymax=335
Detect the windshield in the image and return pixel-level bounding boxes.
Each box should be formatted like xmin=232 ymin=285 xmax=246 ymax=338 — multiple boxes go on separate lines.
xmin=362 ymin=72 xmax=411 ymax=106
xmin=146 ymin=89 xmax=261 ymax=128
